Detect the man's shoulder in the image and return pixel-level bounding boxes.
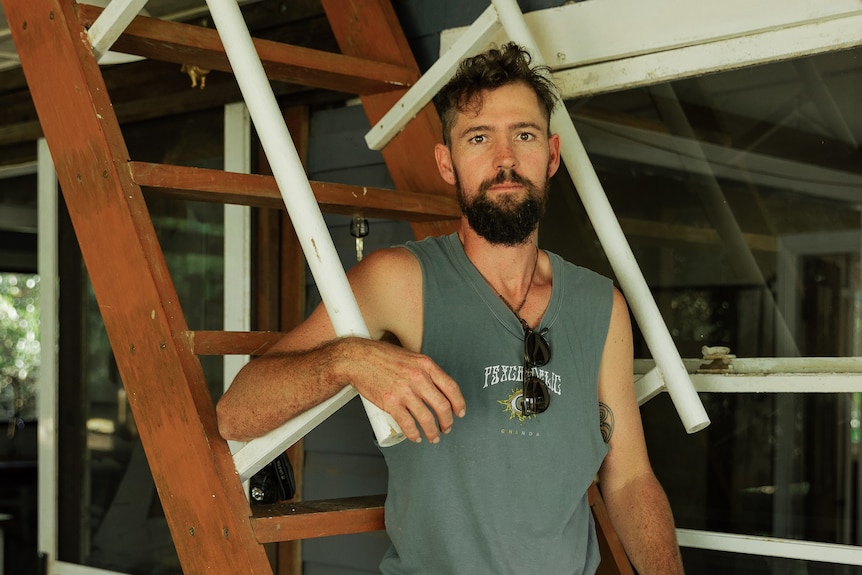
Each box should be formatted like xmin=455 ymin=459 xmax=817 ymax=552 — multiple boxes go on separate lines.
xmin=549 ymin=250 xmax=614 ymax=287
xmin=346 ymin=246 xmax=423 ymax=348
xmin=354 ymin=244 xmax=421 ymax=280
xmin=401 ymin=232 xmax=456 ymax=258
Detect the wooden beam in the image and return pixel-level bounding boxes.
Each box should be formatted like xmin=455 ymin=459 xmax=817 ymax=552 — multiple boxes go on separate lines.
xmin=320 ymin=0 xmax=460 ymax=240
xmin=76 ymin=3 xmax=417 ymax=96
xmin=251 ymin=495 xmax=386 ymax=543
xmin=129 ymin=161 xmax=461 ymax=221
xmin=185 ymin=330 xmax=284 ymax=356
xmin=279 ymin=105 xmax=311 ymax=334
xmin=277 ymin=103 xmax=310 ymax=575
xmin=590 ymin=483 xmax=636 ymax=575
xmin=618 ymin=217 xmax=778 ymax=252
xmin=2 ymin=0 xmax=273 ymax=571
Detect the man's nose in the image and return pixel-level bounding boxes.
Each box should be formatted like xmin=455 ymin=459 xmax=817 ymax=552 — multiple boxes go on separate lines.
xmin=494 ymin=141 xmax=517 ymax=170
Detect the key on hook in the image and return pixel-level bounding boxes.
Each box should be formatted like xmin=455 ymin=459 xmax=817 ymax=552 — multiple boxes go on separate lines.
xmin=350 ymin=216 xmax=369 ymax=262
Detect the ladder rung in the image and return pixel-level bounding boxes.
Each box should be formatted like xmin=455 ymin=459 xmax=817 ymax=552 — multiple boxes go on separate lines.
xmin=184 ymin=330 xmax=284 ymax=356
xmin=129 ymin=162 xmax=461 ymax=221
xmin=250 ymin=495 xmax=385 ymax=543
xmin=76 ymin=4 xmax=417 ymax=95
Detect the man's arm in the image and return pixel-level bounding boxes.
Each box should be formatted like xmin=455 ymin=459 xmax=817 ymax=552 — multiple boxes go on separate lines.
xmin=216 ymin=247 xmax=466 ymax=443
xmin=596 ymin=289 xmax=685 ymax=575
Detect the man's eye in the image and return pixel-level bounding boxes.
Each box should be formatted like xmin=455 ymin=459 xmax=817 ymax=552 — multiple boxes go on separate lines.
xmin=469 ymin=135 xmax=486 ymax=144
xmin=517 ymin=132 xmax=535 ymax=141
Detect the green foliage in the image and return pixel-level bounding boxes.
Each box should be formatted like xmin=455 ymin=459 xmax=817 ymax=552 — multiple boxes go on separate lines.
xmin=0 ymin=273 xmax=40 ymax=421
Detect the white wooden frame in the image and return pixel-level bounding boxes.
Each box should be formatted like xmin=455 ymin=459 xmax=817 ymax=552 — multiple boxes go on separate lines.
xmin=437 ymin=0 xmax=862 ymax=100
xmin=204 ymin=0 xmax=403 ymax=481
xmin=678 ymin=529 xmax=862 ymax=565
xmin=222 ymin=103 xmax=252 ymax=402
xmin=36 ymin=140 xmax=59 ymax=574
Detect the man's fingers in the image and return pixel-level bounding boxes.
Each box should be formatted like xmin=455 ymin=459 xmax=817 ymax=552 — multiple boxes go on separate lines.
xmin=380 ymin=378 xmax=444 ymax=444
xmin=428 ymin=364 xmax=466 ymax=420
xmin=355 ymin=343 xmax=465 ymax=444
xmin=389 ymin=404 xmax=424 ymax=443
xmin=388 ymin=380 xmax=453 ymax=444
xmin=408 ymin=398 xmax=444 ymax=444
xmin=424 ymin=389 xmax=457 ymax=435
xmin=410 ymin=364 xmax=465 ymax=440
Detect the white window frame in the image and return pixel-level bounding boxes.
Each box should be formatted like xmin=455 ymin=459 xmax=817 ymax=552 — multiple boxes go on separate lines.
xmin=222 ymin=101 xmax=252 ymax=411
xmin=36 ymin=139 xmax=59 ymax=573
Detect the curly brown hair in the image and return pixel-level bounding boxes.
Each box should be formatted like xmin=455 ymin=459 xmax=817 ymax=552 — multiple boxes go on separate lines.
xmin=432 ymin=42 xmax=559 ymax=145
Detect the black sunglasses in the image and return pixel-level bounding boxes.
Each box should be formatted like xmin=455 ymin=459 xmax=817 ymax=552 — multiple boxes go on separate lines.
xmin=520 ymin=319 xmax=551 ymax=415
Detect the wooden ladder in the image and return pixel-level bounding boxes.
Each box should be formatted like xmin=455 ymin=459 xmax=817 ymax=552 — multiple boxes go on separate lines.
xmin=2 ymin=0 xmax=632 ymax=573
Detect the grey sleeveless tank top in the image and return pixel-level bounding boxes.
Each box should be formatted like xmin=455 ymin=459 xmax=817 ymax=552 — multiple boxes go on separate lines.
xmin=380 ymin=233 xmax=613 ymax=575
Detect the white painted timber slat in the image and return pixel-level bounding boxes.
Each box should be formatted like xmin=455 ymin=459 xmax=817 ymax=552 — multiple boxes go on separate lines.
xmin=634 ymin=356 xmax=862 ymax=375
xmin=640 ymin=372 xmax=862 ymax=397
xmin=689 ymin=374 xmax=862 ymax=394
xmin=365 ymin=4 xmax=501 ymax=150
xmin=222 ymin=103 xmax=253 ymax=456
xmin=439 ymin=1 xmax=862 ymax=99
xmin=87 ymin=0 xmax=150 ymax=60
xmin=554 ymin=13 xmax=862 ymax=99
xmin=442 ymin=0 xmax=862 ymax=72
xmin=635 ymin=367 xmax=666 ymax=406
xmin=635 ymin=357 xmax=862 ymax=396
xmin=367 ymin=0 xmax=862 ymax=149
xmin=203 ymin=0 xmax=403 ymax=481
xmin=677 ymin=529 xmax=862 ymax=565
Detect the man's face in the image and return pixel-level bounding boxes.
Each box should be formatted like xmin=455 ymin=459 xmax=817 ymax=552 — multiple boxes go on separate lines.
xmin=435 ymin=82 xmax=561 ymax=245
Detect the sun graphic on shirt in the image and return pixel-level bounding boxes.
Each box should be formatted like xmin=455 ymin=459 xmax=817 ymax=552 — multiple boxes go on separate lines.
xmin=498 ymin=387 xmax=532 ymax=422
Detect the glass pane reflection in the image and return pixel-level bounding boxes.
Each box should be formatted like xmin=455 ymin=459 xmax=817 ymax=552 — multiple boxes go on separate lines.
xmin=681 ymin=546 xmax=862 ymax=575
xmin=541 ymin=44 xmax=862 ymax=565
xmin=645 ymin=392 xmax=862 ymax=547
xmin=543 ymin=47 xmax=862 ymax=360
xmin=59 ymin=109 xmax=225 ymax=574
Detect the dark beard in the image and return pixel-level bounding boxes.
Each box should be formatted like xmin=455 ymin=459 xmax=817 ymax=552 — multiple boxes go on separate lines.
xmin=456 ymin=168 xmax=548 ymax=246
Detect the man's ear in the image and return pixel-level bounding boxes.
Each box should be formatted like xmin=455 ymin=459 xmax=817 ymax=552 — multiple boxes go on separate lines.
xmin=435 ymin=143 xmax=457 ymax=186
xmin=547 ymin=133 xmax=561 ymax=178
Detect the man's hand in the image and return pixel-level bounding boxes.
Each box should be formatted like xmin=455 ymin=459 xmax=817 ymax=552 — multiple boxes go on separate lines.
xmin=217 ymin=246 xmax=460 ymax=443
xmin=332 ymin=338 xmax=466 ymax=444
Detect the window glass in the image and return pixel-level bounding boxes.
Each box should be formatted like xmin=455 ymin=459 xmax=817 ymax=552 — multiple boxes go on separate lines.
xmin=59 ymin=108 xmax=225 ymax=574
xmin=681 ymin=547 xmax=862 ymax=574
xmin=0 ymin=272 xmax=40 ymax=423
xmin=646 ymin=392 xmax=862 ymax=547
xmin=0 ymin=172 xmax=38 ymax=271
xmin=541 ymin=46 xmax=862 ymax=562
xmin=542 ymin=47 xmax=861 ymax=360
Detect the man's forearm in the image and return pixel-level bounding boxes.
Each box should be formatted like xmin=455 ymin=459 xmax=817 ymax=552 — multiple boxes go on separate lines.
xmin=602 ymin=474 xmax=685 ymax=575
xmin=216 ymin=338 xmax=353 ymax=441
xmin=217 ymin=334 xmax=465 ymax=444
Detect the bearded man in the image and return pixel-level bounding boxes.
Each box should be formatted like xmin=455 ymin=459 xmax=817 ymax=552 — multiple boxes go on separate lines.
xmin=217 ymin=43 xmax=685 ymax=575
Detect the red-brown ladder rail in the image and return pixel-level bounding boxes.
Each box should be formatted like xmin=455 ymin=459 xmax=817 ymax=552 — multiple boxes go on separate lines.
xmin=2 ymin=0 xmax=275 ymax=572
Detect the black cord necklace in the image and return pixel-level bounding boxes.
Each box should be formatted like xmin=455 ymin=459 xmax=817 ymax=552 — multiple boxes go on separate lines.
xmin=482 ymin=246 xmax=539 ymax=325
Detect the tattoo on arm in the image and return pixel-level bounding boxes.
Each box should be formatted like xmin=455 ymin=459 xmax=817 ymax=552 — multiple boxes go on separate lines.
xmin=599 ymin=402 xmax=614 ymax=443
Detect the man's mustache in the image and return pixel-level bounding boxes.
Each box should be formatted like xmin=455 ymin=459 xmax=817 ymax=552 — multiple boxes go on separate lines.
xmin=478 ymin=169 xmax=536 ymax=193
